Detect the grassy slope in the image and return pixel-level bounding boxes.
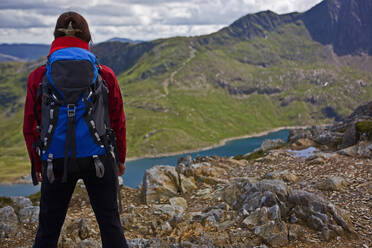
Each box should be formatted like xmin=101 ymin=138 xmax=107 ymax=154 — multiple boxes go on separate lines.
xmin=0 ymin=62 xmax=30 ymax=182
xmin=120 ymin=21 xmax=372 ymax=157
xmin=0 ymin=21 xmax=371 ymax=182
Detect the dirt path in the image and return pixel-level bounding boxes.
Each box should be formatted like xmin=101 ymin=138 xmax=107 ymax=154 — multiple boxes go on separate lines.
xmin=163 ymin=43 xmax=196 ymax=96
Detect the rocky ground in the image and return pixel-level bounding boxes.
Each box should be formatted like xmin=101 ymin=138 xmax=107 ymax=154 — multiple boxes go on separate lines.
xmin=0 ymin=102 xmax=371 ymax=248
xmin=0 ymin=144 xmax=370 ymax=248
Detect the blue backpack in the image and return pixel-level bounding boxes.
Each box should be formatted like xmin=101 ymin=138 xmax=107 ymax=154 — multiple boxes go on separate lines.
xmin=33 ymin=47 xmax=115 ymax=183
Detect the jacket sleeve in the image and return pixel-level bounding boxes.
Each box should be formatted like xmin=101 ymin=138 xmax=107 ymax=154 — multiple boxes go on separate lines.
xmin=101 ymin=65 xmax=127 ymax=164
xmin=23 ymin=66 xmax=45 ymax=185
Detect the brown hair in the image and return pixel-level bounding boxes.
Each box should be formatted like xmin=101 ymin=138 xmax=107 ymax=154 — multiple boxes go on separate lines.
xmin=54 ymin=11 xmax=91 ymax=43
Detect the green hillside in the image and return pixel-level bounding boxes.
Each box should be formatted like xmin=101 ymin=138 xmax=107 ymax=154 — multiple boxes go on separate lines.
xmin=0 ymin=11 xmax=372 ymax=182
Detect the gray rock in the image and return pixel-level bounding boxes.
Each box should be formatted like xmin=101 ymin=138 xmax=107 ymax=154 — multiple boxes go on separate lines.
xmin=11 ymin=196 xmax=32 ymax=210
xmin=0 ymin=206 xmax=18 ymax=224
xmin=261 ymin=139 xmax=285 ymax=151
xmin=219 ymin=183 xmax=241 ymax=206
xmin=18 ymin=206 xmax=39 ymax=224
xmin=341 ymin=124 xmax=357 ymax=148
xmin=242 ymin=207 xmax=269 ymax=229
xmin=77 ymin=239 xmax=100 ymax=248
xmin=256 ymin=180 xmax=288 ymax=202
xmin=153 ymin=204 xmax=184 ymax=220
xmin=267 ymin=204 xmax=281 ymax=221
xmin=169 ymin=197 xmax=187 ymax=210
xmin=338 ymin=145 xmax=358 ymax=156
xmin=316 ymin=176 xmax=347 ymax=191
xmin=64 ymin=218 xmax=91 ymax=241
xmin=161 ymin=221 xmax=172 ymax=233
xmin=179 ymin=174 xmax=197 ymax=194
xmin=127 ymin=238 xmax=148 ymax=248
xmin=288 ymin=190 xmax=356 ymax=237
xmin=357 ymin=141 xmax=372 ymax=158
xmin=254 ymin=221 xmax=288 ymax=247
xmin=0 ymin=206 xmax=19 ymax=239
xmin=142 ymin=165 xmax=180 ymax=204
xmin=241 ymin=191 xmax=262 ymax=212
xmin=233 ymin=179 xmax=357 ymax=242
xmin=260 ymin=191 xmax=279 ymax=208
xmin=204 ymin=208 xmax=223 ymax=222
xmin=184 ymin=155 xmax=193 ymax=167
xmin=202 ymin=215 xmax=218 ymax=227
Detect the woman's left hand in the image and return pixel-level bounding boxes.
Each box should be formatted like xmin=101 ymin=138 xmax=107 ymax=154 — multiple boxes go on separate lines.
xmin=118 ymin=163 xmax=126 ymax=176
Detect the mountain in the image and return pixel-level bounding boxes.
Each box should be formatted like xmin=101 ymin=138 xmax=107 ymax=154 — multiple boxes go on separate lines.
xmin=302 ymin=0 xmax=372 ymax=55
xmin=106 ymin=37 xmax=144 ymax=44
xmin=0 ymin=53 xmax=23 ymax=62
xmin=0 ymin=0 xmax=371 ymax=182
xmin=0 ymin=44 xmax=49 ymax=62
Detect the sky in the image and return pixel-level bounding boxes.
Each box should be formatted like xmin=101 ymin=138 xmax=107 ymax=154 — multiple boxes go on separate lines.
xmin=0 ymin=0 xmax=322 ymax=44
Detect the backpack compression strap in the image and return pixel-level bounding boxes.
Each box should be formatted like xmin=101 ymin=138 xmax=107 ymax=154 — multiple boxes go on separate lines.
xmin=62 ymin=104 xmax=77 ymax=183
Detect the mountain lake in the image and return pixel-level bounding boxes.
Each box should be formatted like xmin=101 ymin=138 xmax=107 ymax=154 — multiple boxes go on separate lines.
xmin=0 ymin=129 xmax=289 ymax=197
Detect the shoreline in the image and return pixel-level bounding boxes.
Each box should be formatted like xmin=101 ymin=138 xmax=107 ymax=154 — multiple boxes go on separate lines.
xmin=125 ymin=125 xmax=316 ymax=162
xmin=1 ymin=124 xmax=326 ymax=186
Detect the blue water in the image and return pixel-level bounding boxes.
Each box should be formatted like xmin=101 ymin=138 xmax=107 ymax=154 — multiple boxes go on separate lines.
xmin=0 ymin=129 xmax=289 ymax=197
xmin=123 ymin=129 xmax=289 ymax=188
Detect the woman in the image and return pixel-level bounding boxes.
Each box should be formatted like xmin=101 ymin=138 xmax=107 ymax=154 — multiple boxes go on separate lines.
xmin=23 ymin=12 xmax=129 ymax=248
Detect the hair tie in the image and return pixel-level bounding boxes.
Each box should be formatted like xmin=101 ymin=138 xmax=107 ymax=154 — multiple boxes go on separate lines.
xmin=57 ymin=21 xmax=81 ymax=36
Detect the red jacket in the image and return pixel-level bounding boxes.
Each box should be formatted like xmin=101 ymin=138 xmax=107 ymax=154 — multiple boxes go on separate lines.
xmin=23 ymin=37 xmax=126 ymax=183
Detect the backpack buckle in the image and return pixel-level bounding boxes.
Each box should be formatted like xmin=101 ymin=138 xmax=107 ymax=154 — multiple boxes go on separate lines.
xmin=67 ymin=104 xmax=76 ymax=117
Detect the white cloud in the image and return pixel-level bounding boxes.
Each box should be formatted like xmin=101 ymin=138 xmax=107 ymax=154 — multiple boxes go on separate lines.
xmin=0 ymin=0 xmax=322 ymax=44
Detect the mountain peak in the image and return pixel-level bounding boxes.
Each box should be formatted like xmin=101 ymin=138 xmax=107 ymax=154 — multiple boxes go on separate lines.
xmin=302 ymin=0 xmax=372 ymax=55
xmin=223 ymin=10 xmax=299 ymax=40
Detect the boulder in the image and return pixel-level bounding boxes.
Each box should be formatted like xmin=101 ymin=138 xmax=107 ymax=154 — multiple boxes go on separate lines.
xmin=142 ymin=165 xmax=180 ymax=204
xmin=256 ymin=180 xmax=288 ymax=202
xmin=18 ymin=206 xmax=40 ymax=225
xmin=10 ymin=196 xmax=32 ymax=210
xmin=179 ymin=174 xmax=197 ymax=194
xmin=242 ymin=207 xmax=269 ymax=229
xmin=219 ymin=183 xmax=241 ymax=206
xmin=0 ymin=206 xmax=19 ymax=239
xmin=228 ymin=178 xmax=356 ymax=243
xmin=254 ymin=221 xmax=288 ymax=247
xmin=341 ymin=124 xmax=357 ymax=148
xmin=288 ymin=190 xmax=356 ymax=237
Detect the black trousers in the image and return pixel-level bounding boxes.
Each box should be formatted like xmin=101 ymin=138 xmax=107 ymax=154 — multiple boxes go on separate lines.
xmin=33 ymin=155 xmax=129 ymax=248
